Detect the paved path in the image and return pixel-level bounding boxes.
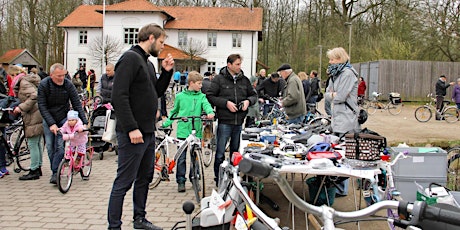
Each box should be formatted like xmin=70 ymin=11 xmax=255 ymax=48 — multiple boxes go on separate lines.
xmin=0 ymin=150 xmax=216 ymax=230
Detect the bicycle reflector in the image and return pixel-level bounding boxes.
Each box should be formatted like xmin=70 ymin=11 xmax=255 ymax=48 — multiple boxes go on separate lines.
xmin=232 ymin=152 xmax=243 ymax=166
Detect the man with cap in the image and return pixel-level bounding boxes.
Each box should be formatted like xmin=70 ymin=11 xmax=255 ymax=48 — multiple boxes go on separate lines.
xmin=256 ymin=72 xmax=285 ymax=116
xmin=277 ymin=63 xmax=306 ymax=124
xmin=435 ymin=75 xmax=455 ymax=120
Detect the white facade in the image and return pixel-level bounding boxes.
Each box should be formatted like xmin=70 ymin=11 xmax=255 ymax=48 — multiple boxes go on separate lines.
xmin=63 ymin=11 xmax=259 ymax=79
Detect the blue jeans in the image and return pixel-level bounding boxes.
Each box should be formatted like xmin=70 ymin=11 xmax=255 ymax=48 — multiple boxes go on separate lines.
xmin=263 ymin=103 xmax=273 ymax=116
xmin=457 ymin=103 xmax=460 ymax=110
xmin=287 ymin=115 xmax=305 ymax=124
xmin=214 ymin=123 xmax=242 ymax=183
xmin=325 ymin=99 xmax=332 ymax=116
xmin=28 ymin=135 xmax=43 ymax=170
xmin=308 ymin=95 xmax=318 ymax=104
xmin=176 ymin=138 xmax=187 ymax=184
xmin=43 ymin=119 xmax=65 ymax=174
xmin=108 ymin=131 xmax=156 ymax=228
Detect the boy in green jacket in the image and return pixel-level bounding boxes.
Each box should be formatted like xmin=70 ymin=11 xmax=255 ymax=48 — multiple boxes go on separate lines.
xmin=162 ymin=71 xmax=215 ymax=192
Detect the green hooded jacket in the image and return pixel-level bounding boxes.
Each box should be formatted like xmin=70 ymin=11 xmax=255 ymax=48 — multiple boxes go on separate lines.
xmin=162 ymin=88 xmax=215 ymax=138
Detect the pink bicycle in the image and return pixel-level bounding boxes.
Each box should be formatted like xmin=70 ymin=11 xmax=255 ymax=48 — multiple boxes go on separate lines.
xmin=56 ymin=129 xmax=94 ymax=194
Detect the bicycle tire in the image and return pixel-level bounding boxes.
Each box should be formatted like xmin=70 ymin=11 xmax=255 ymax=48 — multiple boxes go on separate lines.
xmin=190 ymin=145 xmax=205 ymax=203
xmin=14 ymin=131 xmax=30 ymax=171
xmin=367 ymin=102 xmax=378 ymax=115
xmin=57 ymin=159 xmax=73 ymax=193
xmin=307 ymin=116 xmax=331 ymax=128
xmin=361 ymin=98 xmax=371 ymax=109
xmin=447 ymin=147 xmax=460 ymax=191
xmin=414 ymin=106 xmax=432 ymax=122
xmin=388 ymin=103 xmax=402 ymax=115
xmin=443 ymin=107 xmax=459 ymax=123
xmin=80 ymin=148 xmax=93 ymax=178
xmin=149 ymin=144 xmax=166 ymax=189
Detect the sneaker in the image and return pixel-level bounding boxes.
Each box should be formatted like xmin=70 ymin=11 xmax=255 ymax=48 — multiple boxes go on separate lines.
xmin=49 ymin=173 xmax=57 ymax=184
xmin=0 ymin=167 xmax=9 ymax=178
xmin=178 ymin=183 xmax=186 ymax=193
xmin=133 ymin=218 xmax=163 ymax=230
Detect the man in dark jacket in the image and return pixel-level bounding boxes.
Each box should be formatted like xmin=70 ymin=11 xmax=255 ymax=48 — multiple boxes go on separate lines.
xmin=256 ymin=72 xmax=284 ymax=116
xmin=97 ymin=63 xmax=115 ymax=104
xmin=435 ymin=75 xmax=454 ymax=120
xmin=37 ymin=63 xmax=88 ymax=184
xmin=77 ymin=66 xmax=87 ymax=88
xmin=108 ymin=23 xmax=174 ymax=230
xmin=201 ymin=71 xmax=212 ymax=94
xmin=308 ymin=70 xmax=320 ymax=104
xmin=206 ymin=54 xmax=257 ymax=185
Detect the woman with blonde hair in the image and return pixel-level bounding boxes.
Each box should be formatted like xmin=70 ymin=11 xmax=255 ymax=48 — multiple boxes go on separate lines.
xmin=8 ymin=65 xmax=26 ymax=97
xmin=297 ymin=71 xmax=311 ymax=110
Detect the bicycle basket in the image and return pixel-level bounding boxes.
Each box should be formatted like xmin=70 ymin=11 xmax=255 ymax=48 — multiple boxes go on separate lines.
xmin=390 ymin=96 xmax=402 ymax=104
xmin=344 ymin=133 xmax=386 ymax=162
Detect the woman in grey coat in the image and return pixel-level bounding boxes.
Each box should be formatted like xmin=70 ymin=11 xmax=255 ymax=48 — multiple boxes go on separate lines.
xmin=325 ymin=47 xmax=360 ymax=135
xmin=324 ymin=47 xmax=360 ymax=197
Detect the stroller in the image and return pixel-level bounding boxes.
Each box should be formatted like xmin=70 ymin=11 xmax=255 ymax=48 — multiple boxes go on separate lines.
xmin=89 ymin=101 xmax=116 ymax=160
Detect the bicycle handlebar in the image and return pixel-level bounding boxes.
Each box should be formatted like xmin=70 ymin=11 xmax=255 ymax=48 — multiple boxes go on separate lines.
xmin=238 ymin=154 xmax=460 ymax=229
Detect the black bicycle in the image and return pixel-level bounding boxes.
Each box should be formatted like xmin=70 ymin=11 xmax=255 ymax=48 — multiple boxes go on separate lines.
xmin=2 ymin=108 xmax=30 ymax=173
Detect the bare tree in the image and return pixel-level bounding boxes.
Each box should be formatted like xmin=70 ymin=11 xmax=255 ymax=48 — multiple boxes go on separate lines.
xmin=179 ymin=38 xmax=208 ymax=70
xmin=88 ymin=35 xmax=124 ymax=66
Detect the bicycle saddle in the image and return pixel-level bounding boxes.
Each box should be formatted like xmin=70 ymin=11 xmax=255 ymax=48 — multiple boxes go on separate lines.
xmin=291 ymin=130 xmax=313 ymax=144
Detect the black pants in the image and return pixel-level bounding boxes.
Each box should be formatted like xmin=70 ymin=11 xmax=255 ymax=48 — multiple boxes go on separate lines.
xmin=436 ymin=95 xmax=445 ymax=119
xmin=107 ymin=131 xmax=156 ymax=228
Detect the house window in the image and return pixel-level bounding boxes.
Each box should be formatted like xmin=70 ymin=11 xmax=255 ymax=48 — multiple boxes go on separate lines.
xmin=207 ymin=32 xmax=217 ymax=47
xmin=78 ymin=58 xmax=86 ymax=68
xmin=232 ymin=33 xmax=242 ymax=48
xmin=207 ymin=62 xmax=216 ymax=73
xmin=79 ymin=31 xmax=88 ymax=44
xmin=124 ymin=28 xmax=139 ymax=45
xmin=178 ymin=31 xmax=188 ymax=46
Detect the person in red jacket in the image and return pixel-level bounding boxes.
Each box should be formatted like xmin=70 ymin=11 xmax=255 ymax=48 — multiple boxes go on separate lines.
xmin=358 ymin=77 xmax=366 ymax=97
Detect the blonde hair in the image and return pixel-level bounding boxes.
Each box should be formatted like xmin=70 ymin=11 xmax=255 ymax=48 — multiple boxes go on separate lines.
xmin=187 ymin=71 xmax=203 ymax=83
xmin=326 ymin=47 xmax=350 ymax=63
xmin=298 ymin=72 xmax=308 ymax=81
xmin=8 ymin=65 xmax=23 ymax=76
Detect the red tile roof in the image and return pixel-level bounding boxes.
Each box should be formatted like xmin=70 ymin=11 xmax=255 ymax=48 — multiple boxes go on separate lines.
xmin=162 ymin=6 xmax=263 ymax=31
xmin=101 ymin=0 xmax=166 ymax=13
xmin=58 ymin=0 xmax=263 ymax=31
xmin=159 ymin=44 xmax=206 ymax=61
xmin=0 ymin=49 xmax=26 ymax=63
xmin=58 ymin=5 xmax=103 ymax=28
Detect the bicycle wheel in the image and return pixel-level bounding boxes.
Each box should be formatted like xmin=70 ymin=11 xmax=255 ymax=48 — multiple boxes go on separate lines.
xmin=447 ymin=147 xmax=460 ymax=191
xmin=57 ymin=159 xmax=73 ymax=193
xmin=12 ymin=130 xmax=31 ymax=171
xmin=80 ymin=148 xmax=93 ymax=179
xmin=414 ymin=106 xmax=432 ymax=122
xmin=367 ymin=102 xmax=378 ymax=115
xmin=443 ymin=107 xmax=459 ymax=123
xmin=149 ymin=144 xmax=166 ymax=189
xmin=190 ymin=145 xmax=205 ymax=203
xmin=361 ymin=98 xmax=371 ymax=109
xmin=388 ymin=102 xmax=402 ymax=115
xmin=307 ymin=116 xmax=331 ymax=129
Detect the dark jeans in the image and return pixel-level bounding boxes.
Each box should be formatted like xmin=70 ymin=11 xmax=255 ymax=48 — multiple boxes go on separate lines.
xmin=43 ymin=119 xmax=65 ymax=174
xmin=308 ymin=95 xmax=318 ymax=104
xmin=436 ymin=95 xmax=445 ymax=119
xmin=263 ymin=103 xmax=273 ymax=116
xmin=214 ymin=123 xmax=242 ymax=184
xmin=160 ymin=95 xmax=167 ymax=117
xmin=325 ymin=99 xmax=332 ymax=116
xmin=176 ymin=138 xmax=187 ymax=184
xmin=0 ymin=127 xmax=6 ymax=168
xmin=108 ymin=131 xmax=156 ymax=228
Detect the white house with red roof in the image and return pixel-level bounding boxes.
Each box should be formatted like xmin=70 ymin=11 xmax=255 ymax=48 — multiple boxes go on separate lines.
xmin=58 ymin=0 xmax=263 ymax=78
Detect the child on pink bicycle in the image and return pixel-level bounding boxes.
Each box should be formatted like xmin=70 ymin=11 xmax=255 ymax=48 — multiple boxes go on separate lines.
xmin=61 ymin=110 xmax=88 ymax=165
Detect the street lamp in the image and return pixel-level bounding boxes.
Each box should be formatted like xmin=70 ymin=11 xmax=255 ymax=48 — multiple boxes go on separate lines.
xmin=345 ymin=22 xmax=352 ymax=61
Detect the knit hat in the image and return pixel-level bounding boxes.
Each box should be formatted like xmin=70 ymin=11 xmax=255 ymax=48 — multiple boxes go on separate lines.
xmin=277 ymin=63 xmax=292 ymax=72
xmin=67 ymin=110 xmax=79 ymax=120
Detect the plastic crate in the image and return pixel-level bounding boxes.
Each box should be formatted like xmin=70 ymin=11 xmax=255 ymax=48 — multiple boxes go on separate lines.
xmin=394 ymin=176 xmax=446 ymax=202
xmin=390 ymin=147 xmax=447 ymax=178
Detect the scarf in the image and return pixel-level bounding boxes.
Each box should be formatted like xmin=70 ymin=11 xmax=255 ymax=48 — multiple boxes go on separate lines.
xmin=327 ymin=61 xmax=351 ymax=77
